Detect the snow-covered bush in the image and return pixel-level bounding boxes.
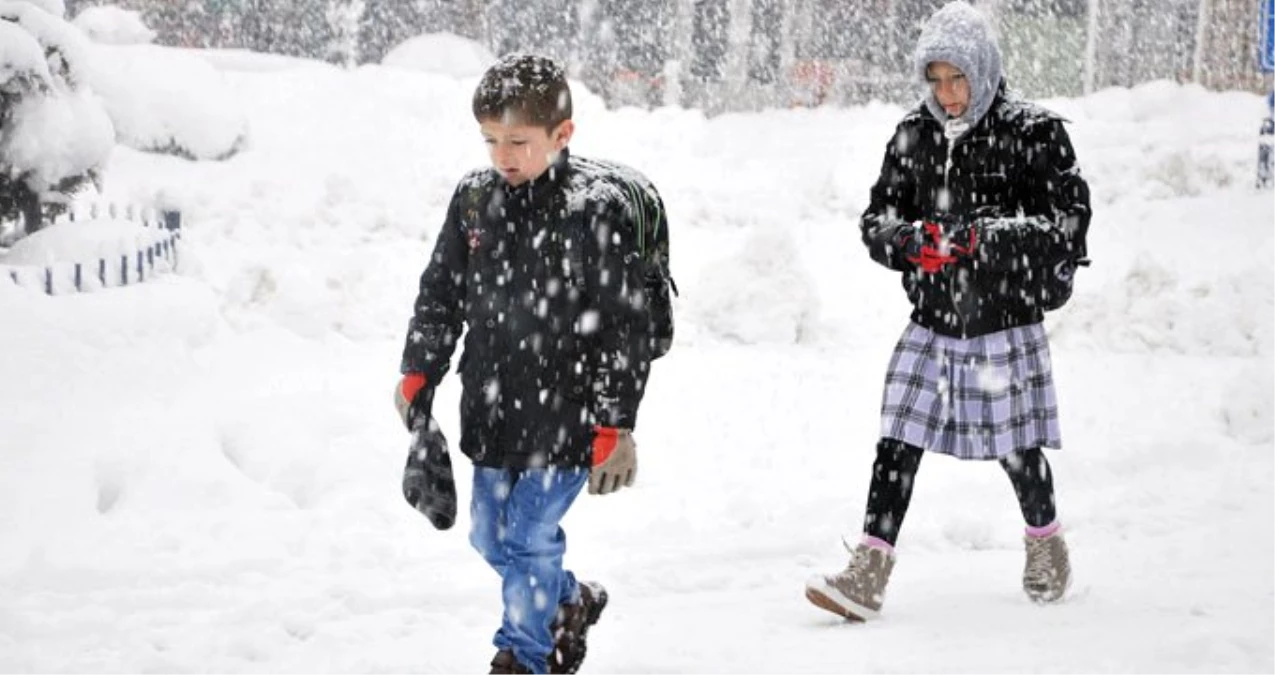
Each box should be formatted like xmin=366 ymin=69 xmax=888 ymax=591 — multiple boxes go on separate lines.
xmin=71 ymin=5 xmax=155 ymax=46
xmin=85 ymin=43 xmax=249 ymax=161
xmin=381 ymin=32 xmax=496 ymax=77
xmin=12 ymin=0 xmax=57 ymax=16
xmin=0 ymin=0 xmax=112 ymax=233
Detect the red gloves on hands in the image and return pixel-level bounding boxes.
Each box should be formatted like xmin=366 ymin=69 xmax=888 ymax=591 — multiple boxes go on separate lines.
xmin=395 ymin=373 xmax=428 ymax=429
xmin=593 ymin=426 xmax=620 ymax=464
xmin=590 ymin=426 xmax=637 ymax=495
xmin=907 ymin=220 xmax=977 ymax=274
xmin=908 ymin=243 xmax=957 ymax=273
xmin=400 ymin=373 xmax=426 ymax=401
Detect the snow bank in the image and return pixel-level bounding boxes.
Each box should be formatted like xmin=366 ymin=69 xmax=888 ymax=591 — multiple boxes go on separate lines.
xmin=381 ymin=32 xmax=495 ymax=78
xmin=687 ymin=225 xmax=820 ymax=344
xmin=12 ymin=0 xmax=62 ymax=17
xmin=85 ymin=43 xmax=248 ymax=160
xmin=71 ymin=5 xmax=154 ymax=45
xmin=0 ymin=215 xmax=178 ymax=292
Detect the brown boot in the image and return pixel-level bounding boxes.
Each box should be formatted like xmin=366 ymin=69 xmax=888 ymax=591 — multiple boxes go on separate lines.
xmin=489 ymin=649 xmax=531 ymax=674
xmin=547 ymin=581 xmax=609 ymax=673
xmin=805 ymin=541 xmax=896 ymax=621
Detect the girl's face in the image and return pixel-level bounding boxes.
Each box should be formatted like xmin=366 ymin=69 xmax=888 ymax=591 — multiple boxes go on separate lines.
xmin=926 ymin=61 xmax=970 ymax=118
xmin=479 ymin=117 xmax=574 ymax=186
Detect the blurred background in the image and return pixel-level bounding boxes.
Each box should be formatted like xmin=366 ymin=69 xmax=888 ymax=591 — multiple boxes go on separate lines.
xmin=61 ymin=0 xmax=1273 ymax=112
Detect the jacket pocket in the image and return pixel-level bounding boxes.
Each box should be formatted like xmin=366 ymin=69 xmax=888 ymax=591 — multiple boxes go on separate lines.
xmin=966 ymin=172 xmax=1011 ymax=210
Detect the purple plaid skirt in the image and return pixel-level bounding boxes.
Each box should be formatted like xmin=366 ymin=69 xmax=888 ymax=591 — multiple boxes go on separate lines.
xmin=879 ymin=322 xmax=1062 ymax=460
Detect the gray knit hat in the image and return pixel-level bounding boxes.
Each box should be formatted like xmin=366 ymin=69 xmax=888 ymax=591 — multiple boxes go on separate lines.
xmin=913 ymin=1 xmax=1003 ymax=127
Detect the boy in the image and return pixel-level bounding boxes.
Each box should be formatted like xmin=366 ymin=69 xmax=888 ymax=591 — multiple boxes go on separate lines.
xmin=805 ymin=1 xmax=1091 ymax=621
xmin=395 ymin=54 xmax=672 ymax=674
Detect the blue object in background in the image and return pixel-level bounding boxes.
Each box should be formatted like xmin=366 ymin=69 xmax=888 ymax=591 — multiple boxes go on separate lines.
xmin=1262 ymin=0 xmax=1274 ymax=72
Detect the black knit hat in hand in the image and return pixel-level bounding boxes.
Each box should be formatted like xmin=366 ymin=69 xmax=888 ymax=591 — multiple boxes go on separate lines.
xmin=402 ymin=419 xmax=457 ymax=530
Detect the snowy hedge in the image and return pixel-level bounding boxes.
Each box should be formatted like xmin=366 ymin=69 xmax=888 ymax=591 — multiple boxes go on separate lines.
xmin=0 ymin=0 xmax=112 ymax=227
xmin=84 ymin=43 xmax=250 ymax=161
xmin=70 ymin=5 xmax=154 ymax=46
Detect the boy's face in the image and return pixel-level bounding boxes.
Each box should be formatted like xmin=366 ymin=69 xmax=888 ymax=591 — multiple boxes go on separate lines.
xmin=480 ymin=117 xmax=574 ymax=187
xmin=926 ymin=61 xmax=970 ymax=118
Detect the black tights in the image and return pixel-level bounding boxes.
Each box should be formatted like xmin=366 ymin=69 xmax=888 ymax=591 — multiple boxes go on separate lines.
xmin=862 ymin=438 xmax=1057 ymax=547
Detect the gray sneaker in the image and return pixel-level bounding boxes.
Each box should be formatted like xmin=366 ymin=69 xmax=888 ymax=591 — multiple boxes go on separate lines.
xmin=805 ymin=542 xmax=895 ymax=620
xmin=1023 ymin=530 xmax=1071 ymax=603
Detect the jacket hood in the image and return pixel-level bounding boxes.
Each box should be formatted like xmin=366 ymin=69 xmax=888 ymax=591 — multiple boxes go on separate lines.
xmin=913 ymin=1 xmax=1003 ymax=128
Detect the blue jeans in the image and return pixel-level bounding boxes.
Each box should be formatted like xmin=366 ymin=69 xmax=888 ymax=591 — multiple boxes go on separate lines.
xmin=470 ymin=467 xmax=588 ymax=674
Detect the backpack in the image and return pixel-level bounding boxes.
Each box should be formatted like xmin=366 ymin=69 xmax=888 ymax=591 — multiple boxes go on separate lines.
xmin=595 ymin=162 xmax=677 ymax=359
xmin=456 ymin=161 xmax=676 ymax=359
xmin=1033 ymin=215 xmax=1089 ymax=312
xmin=976 ymin=209 xmax=1088 ymax=313
xmin=1034 ymin=255 xmax=1088 ymax=312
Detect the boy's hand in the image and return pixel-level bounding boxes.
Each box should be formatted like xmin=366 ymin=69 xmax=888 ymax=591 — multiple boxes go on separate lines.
xmin=394 ymin=373 xmax=428 ymax=429
xmin=589 ymin=426 xmax=637 ymax=495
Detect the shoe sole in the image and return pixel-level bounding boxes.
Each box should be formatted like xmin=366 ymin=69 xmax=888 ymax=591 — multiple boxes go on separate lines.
xmin=1025 ymin=573 xmax=1073 ymax=604
xmin=804 ymin=578 xmax=876 ymax=622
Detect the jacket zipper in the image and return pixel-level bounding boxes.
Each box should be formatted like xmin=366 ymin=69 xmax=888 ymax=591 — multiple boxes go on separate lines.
xmin=942 ymin=131 xmax=969 ymax=336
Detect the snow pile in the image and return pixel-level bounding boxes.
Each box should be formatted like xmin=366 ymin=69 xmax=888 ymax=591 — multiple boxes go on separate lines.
xmin=6 ymin=213 xmax=158 ymax=257
xmin=14 ymin=0 xmax=59 ymax=15
xmin=381 ymin=32 xmax=496 ymax=78
xmin=71 ymin=4 xmax=154 ymax=45
xmin=0 ymin=214 xmax=178 ymax=292
xmin=1057 ymin=82 xmax=1259 ymax=201
xmin=85 ymin=43 xmax=248 ymax=160
xmin=1218 ymin=365 xmax=1275 ymax=444
xmin=687 ymin=224 xmax=820 ymax=344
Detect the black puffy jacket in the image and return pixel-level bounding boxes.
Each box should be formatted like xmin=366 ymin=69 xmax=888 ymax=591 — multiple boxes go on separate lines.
xmin=861 ymin=86 xmax=1092 ymax=338
xmin=400 ymin=150 xmax=662 ymax=469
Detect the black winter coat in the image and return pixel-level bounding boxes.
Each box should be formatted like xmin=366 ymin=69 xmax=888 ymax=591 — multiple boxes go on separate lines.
xmin=861 ymin=86 xmax=1092 ymax=338
xmin=400 ymin=150 xmax=655 ymax=470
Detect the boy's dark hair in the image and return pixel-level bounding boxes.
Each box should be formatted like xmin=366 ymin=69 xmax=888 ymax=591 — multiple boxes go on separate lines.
xmin=472 ymin=54 xmax=572 ymax=130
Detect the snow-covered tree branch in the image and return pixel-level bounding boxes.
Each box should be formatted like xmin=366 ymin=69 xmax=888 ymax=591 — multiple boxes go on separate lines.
xmin=0 ymin=0 xmax=111 ymax=236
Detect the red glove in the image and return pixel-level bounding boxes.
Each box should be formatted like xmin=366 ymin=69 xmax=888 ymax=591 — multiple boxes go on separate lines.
xmin=402 ymin=372 xmax=426 ymax=396
xmin=395 ymin=373 xmax=428 ymax=428
xmin=907 ymin=221 xmax=980 ymax=272
xmin=907 ymin=222 xmax=957 ymax=273
xmin=593 ymin=426 xmax=620 ymax=465
xmin=908 ymin=245 xmax=957 ymax=273
xmin=590 ymin=426 xmax=637 ymax=495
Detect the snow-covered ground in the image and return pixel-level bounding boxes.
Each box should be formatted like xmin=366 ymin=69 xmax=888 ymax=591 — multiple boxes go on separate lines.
xmin=0 ymin=35 xmax=1271 ymax=673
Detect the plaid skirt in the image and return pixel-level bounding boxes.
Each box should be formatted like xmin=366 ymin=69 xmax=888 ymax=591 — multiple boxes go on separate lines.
xmin=879 ymin=322 xmax=1062 ymax=460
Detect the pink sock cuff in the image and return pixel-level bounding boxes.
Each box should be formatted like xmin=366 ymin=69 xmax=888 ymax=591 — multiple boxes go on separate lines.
xmin=861 ymin=535 xmax=895 ymax=553
xmin=1025 ymin=521 xmax=1061 ymax=538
